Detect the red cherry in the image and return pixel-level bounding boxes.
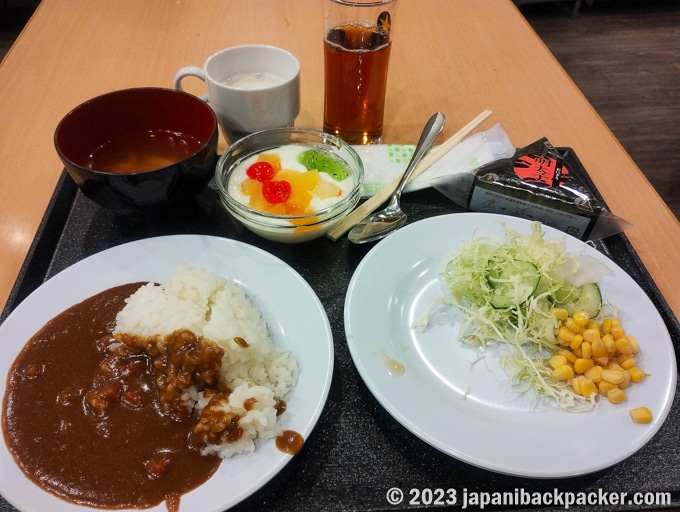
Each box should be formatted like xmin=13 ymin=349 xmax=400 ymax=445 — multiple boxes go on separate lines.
xmin=246 ymin=161 xmax=275 ymax=182
xmin=262 ymin=180 xmax=292 ymax=204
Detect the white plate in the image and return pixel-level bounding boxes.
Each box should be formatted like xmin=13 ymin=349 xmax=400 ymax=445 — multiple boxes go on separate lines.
xmin=345 ymin=213 xmax=676 ymax=478
xmin=0 ymin=235 xmax=333 ymax=511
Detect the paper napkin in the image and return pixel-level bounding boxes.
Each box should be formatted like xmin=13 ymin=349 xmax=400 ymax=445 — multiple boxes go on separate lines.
xmin=352 ymin=123 xmax=515 ymax=197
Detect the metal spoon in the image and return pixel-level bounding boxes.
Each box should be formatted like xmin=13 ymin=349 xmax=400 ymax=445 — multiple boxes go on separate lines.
xmin=348 ymin=112 xmax=446 ymax=244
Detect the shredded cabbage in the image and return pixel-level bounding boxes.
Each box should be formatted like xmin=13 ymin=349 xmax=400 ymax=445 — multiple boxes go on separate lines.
xmin=439 ymin=221 xmax=612 ymax=412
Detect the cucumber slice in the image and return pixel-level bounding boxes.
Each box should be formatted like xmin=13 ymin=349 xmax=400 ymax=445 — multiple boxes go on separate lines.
xmin=552 ymin=282 xmax=602 ymax=318
xmin=486 ymin=259 xmax=541 ymax=310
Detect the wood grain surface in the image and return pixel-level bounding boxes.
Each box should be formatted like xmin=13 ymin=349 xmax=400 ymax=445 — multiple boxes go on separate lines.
xmin=1 ymin=0 xmax=679 ymax=317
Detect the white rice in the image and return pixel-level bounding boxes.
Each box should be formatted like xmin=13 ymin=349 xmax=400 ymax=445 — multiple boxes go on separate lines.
xmin=113 ymin=264 xmax=298 ymax=458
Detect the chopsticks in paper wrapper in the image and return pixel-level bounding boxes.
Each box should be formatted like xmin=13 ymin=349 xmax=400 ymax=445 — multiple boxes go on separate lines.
xmin=327 ymin=110 xmax=493 ymax=241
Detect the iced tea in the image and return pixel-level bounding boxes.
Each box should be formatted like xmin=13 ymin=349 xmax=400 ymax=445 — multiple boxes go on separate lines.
xmin=323 ymin=23 xmax=392 ymax=144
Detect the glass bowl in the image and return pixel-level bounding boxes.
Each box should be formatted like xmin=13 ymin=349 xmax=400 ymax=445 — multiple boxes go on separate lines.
xmin=215 ymin=128 xmax=364 ymax=243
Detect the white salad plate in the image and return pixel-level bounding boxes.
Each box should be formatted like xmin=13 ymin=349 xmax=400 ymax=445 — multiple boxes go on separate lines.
xmin=345 ymin=213 xmax=677 ymax=478
xmin=0 ymin=235 xmax=333 ymax=512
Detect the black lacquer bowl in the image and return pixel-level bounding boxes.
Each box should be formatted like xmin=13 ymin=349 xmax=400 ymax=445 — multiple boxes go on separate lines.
xmin=54 ymin=87 xmax=218 ymax=213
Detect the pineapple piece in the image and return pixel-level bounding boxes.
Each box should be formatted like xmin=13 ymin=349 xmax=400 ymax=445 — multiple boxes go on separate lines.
xmin=241 ymin=177 xmax=262 ymax=196
xmin=257 ymin=153 xmax=282 ymax=173
xmin=293 ymin=224 xmax=320 ymax=233
xmin=248 ymin=191 xmax=271 ymax=212
xmin=276 ymin=169 xmax=321 ymax=191
xmin=314 ymin=179 xmax=342 ymax=199
xmin=285 ymin=188 xmax=313 ymax=214
xmin=265 ymin=202 xmax=287 ymax=215
xmin=291 ymin=215 xmax=319 ymax=228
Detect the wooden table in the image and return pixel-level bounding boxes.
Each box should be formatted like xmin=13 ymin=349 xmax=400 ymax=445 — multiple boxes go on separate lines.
xmin=1 ymin=1 xmax=679 ymax=511
xmin=2 ymin=0 xmax=679 ymax=317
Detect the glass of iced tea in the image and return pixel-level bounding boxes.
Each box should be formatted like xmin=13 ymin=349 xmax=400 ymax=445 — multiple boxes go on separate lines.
xmin=323 ymin=0 xmax=396 ymax=145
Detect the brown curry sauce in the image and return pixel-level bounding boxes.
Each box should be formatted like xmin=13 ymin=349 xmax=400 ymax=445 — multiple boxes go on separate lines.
xmin=2 ymin=282 xmax=302 ymax=511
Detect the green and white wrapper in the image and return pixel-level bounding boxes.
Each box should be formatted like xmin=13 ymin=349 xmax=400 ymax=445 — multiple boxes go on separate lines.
xmin=353 ymin=123 xmax=515 ymax=197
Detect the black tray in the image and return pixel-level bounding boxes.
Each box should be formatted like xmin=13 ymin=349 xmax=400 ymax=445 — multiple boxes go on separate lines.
xmin=2 ymin=149 xmax=680 ymax=512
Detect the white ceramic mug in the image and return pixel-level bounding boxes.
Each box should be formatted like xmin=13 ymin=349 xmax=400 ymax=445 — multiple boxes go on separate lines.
xmin=174 ymin=45 xmax=301 ymax=142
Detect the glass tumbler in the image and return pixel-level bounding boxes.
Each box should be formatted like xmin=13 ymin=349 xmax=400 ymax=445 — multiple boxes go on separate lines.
xmin=323 ymin=0 xmax=396 ymax=145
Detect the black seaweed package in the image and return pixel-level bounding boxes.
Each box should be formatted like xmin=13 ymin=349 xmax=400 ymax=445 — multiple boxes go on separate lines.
xmin=432 ymin=138 xmax=630 ymax=241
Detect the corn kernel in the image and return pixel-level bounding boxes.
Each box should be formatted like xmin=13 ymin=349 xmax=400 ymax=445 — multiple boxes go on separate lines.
xmin=569 ymin=333 xmax=584 ymax=351
xmin=557 ymin=326 xmax=576 ymax=344
xmin=572 ymin=311 xmax=590 ymax=327
xmin=630 ymin=406 xmax=653 ymax=424
xmin=628 ymin=336 xmax=640 ymax=354
xmin=617 ymin=355 xmax=636 ymax=369
xmin=611 ymin=318 xmax=621 ymax=328
xmin=549 ymin=354 xmax=568 ymax=369
xmin=615 ymin=337 xmax=634 ymax=355
xmin=583 ymin=328 xmax=600 ymax=343
xmin=584 ymin=365 xmax=603 ymax=383
xmin=628 ymin=366 xmax=646 ymax=383
xmin=602 ymin=334 xmax=616 ymax=355
xmin=581 ymin=341 xmax=592 ymax=359
xmin=552 ymin=365 xmax=574 ymax=381
xmin=565 ymin=317 xmax=582 ymax=334
xmin=559 ymin=349 xmax=577 ymax=364
xmin=591 ymin=337 xmax=607 ymax=358
xmin=572 ymin=375 xmax=586 ymax=395
xmin=593 ymin=356 xmax=610 ymax=367
xmin=618 ymin=368 xmax=632 ymax=389
xmin=601 ymin=369 xmax=625 ymax=385
xmin=552 ymin=308 xmax=569 ymax=321
xmin=585 ymin=320 xmax=599 ymax=330
xmin=602 ymin=318 xmax=613 ymax=334
xmin=579 ymin=379 xmax=598 ymax=398
xmin=574 ymin=358 xmax=595 ymax=374
xmin=598 ymin=381 xmax=617 ymax=396
xmin=607 ymin=362 xmax=625 ymax=372
xmin=611 ymin=325 xmax=626 ymax=340
xmin=607 ymin=387 xmax=626 ymax=404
